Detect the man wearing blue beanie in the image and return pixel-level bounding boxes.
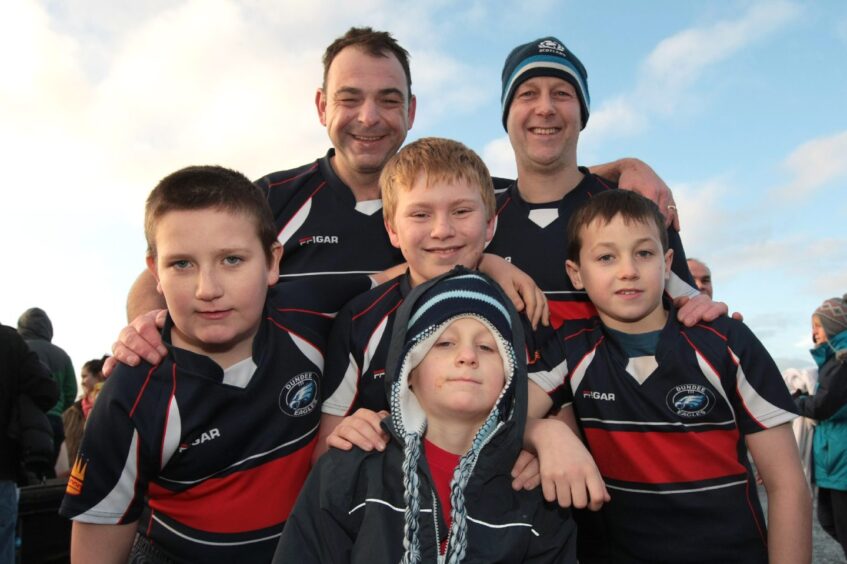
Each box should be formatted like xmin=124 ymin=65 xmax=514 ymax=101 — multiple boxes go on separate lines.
xmin=485 ymin=36 xmax=726 ymax=331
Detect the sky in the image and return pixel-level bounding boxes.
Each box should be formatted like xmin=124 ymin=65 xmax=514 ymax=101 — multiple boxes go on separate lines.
xmin=2 ymin=0 xmax=846 ymax=385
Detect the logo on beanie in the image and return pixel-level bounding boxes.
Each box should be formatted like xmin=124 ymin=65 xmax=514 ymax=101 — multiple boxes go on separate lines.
xmin=666 ymin=384 xmax=715 ymax=418
xmin=279 ymin=372 xmax=319 ymax=416
xmin=538 ymin=39 xmax=566 ymax=54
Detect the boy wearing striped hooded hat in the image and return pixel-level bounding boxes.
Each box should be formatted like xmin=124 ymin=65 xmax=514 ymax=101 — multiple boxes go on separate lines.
xmin=274 ymin=267 xmax=575 ymax=563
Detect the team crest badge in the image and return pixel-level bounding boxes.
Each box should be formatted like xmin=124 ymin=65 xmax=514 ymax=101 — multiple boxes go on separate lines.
xmin=666 ymin=384 xmax=715 ymax=418
xmin=279 ymin=372 xmax=319 ymax=417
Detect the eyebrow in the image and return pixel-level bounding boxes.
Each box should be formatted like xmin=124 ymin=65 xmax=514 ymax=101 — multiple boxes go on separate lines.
xmin=333 ymin=86 xmax=405 ymax=99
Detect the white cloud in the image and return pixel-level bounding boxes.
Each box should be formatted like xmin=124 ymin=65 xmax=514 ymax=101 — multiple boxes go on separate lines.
xmin=776 ymin=130 xmax=847 ymax=200
xmin=480 ymin=136 xmax=517 ymax=179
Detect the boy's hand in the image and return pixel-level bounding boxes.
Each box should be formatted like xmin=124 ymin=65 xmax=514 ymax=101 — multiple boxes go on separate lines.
xmin=524 ymin=418 xmax=610 ymax=510
xmin=674 ymin=294 xmax=734 ymax=327
xmin=478 ymin=254 xmax=550 ymax=329
xmin=511 ymin=450 xmax=541 ymax=490
xmin=326 ymin=408 xmax=390 ymax=452
xmin=105 ymin=309 xmax=168 ymax=376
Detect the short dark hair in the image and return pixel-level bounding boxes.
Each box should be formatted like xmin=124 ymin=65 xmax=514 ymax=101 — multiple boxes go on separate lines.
xmin=322 ymin=27 xmax=412 ymax=97
xmin=566 ymin=190 xmax=668 ymax=263
xmin=144 ymin=166 xmax=277 ymax=264
xmin=81 ymin=355 xmax=109 ymax=382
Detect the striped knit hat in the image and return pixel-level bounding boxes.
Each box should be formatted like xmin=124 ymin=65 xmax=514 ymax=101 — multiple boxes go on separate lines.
xmin=389 ymin=267 xmax=519 ymax=564
xmin=501 ymin=36 xmax=590 ymax=130
xmin=815 ymin=294 xmax=847 ymax=339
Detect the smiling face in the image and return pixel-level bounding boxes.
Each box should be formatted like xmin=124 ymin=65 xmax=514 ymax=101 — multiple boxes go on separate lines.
xmin=410 ymin=317 xmax=506 ymax=426
xmin=385 ymin=173 xmax=495 ymax=287
xmin=316 ymin=46 xmax=416 ymax=189
xmin=147 ymin=208 xmax=281 ymax=368
xmin=506 ymin=76 xmax=581 ymax=176
xmin=566 ymin=214 xmax=673 ymax=334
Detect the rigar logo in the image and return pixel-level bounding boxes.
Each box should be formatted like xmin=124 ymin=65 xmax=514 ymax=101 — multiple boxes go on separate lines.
xmin=582 ymin=390 xmax=615 ymax=401
xmin=298 ymin=235 xmax=339 ymax=246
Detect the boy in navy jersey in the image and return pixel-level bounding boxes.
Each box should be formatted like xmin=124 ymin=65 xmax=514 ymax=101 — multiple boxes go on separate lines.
xmin=529 ymin=190 xmax=811 ymax=563
xmin=60 ymin=167 xmax=369 ymax=563
xmin=276 ymin=268 xmax=575 ymax=563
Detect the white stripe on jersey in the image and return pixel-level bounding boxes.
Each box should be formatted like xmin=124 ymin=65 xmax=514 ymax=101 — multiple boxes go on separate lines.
xmin=666 ymin=271 xmax=700 ymax=300
xmin=363 ymin=316 xmax=389 ymax=375
xmin=277 ymin=197 xmax=312 ymax=247
xmin=152 ymin=514 xmax=282 ymax=546
xmin=161 ymin=398 xmax=181 ymax=469
xmin=322 ymin=353 xmax=359 ymax=416
xmin=290 ymin=331 xmax=324 ymax=372
xmin=580 ymin=417 xmax=737 ymax=428
xmin=694 ymin=349 xmax=734 ymax=418
xmin=528 ymin=358 xmax=568 ymax=394
xmin=625 ymin=356 xmax=658 ymax=385
xmin=570 ymin=345 xmax=599 ymax=391
xmin=279 ymin=270 xmax=377 ymax=278
xmin=730 ymin=347 xmax=798 ymax=428
xmin=78 ymin=431 xmax=140 ymax=523
xmin=607 ymin=478 xmax=748 ymax=495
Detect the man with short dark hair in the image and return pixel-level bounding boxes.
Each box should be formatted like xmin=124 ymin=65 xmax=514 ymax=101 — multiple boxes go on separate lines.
xmin=687 ymin=257 xmax=714 ymax=298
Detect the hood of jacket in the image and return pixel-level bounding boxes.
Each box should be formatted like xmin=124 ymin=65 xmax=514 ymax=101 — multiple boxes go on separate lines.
xmin=17 ymin=307 xmax=53 ymax=342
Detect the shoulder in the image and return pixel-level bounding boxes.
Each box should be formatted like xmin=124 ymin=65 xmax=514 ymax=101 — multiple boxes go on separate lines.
xmin=254 ymin=156 xmax=324 ymax=190
xmin=582 ymin=170 xmax=618 ymax=192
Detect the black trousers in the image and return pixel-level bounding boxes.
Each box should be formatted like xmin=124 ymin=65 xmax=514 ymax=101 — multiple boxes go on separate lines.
xmin=818 ymin=487 xmax=847 ymax=558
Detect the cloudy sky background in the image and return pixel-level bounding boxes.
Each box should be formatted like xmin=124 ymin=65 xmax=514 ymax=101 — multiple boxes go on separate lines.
xmin=2 ymin=0 xmax=845 ymax=384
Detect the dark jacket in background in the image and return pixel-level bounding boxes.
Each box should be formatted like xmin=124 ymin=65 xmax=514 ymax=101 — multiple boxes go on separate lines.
xmin=17 ymin=308 xmax=76 ymax=417
xmin=0 ymin=324 xmax=59 ymax=481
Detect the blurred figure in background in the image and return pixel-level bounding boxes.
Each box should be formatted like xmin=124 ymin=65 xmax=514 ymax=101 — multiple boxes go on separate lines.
xmin=795 ymin=294 xmax=847 ymax=558
xmin=58 ymin=356 xmax=108 ymax=477
xmin=687 ymin=258 xmax=713 ymax=298
xmin=17 ymin=308 xmax=77 ymax=476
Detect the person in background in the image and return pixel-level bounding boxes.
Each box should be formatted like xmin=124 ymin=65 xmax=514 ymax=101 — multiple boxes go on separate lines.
xmin=687 ymin=258 xmax=713 ymax=298
xmin=17 ymin=307 xmax=77 ymax=475
xmin=59 ymin=356 xmax=109 ymax=475
xmin=0 ymin=323 xmax=58 ymax=563
xmin=795 ymin=294 xmax=847 ymax=558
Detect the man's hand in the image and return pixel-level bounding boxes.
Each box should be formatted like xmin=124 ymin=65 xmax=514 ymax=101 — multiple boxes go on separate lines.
xmin=326 ymin=408 xmax=390 ymax=452
xmin=673 ymin=294 xmax=739 ymax=327
xmin=590 ymin=158 xmax=680 ymax=231
xmin=478 ymin=254 xmax=550 ymax=329
xmin=104 ymin=309 xmax=168 ymax=376
xmin=523 ymin=418 xmax=610 ymax=510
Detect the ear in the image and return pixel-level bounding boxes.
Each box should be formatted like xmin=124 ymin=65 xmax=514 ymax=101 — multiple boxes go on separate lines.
xmin=406 ymin=94 xmax=417 ymax=129
xmin=565 ymin=259 xmax=584 ymax=290
xmin=664 ymin=248 xmax=674 ymax=281
xmin=484 ymin=214 xmax=496 ymax=243
xmin=385 ymin=217 xmax=402 ymax=249
xmin=146 ymin=254 xmax=164 ymax=295
xmin=315 ymin=88 xmax=328 ymax=126
xmin=267 ymin=243 xmax=283 ymax=286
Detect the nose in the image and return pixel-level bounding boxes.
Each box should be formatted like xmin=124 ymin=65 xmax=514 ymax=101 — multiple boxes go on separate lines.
xmin=429 ymin=213 xmax=455 ymax=239
xmin=455 ymin=343 xmax=479 ymax=367
xmin=534 ymin=91 xmax=555 ymax=117
xmin=617 ymin=256 xmax=639 ymax=279
xmin=195 ymin=267 xmax=224 ymax=301
xmin=358 ymin=98 xmax=380 ymax=127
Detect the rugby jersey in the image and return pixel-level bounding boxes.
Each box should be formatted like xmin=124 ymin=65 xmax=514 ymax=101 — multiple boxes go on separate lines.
xmin=530 ymin=312 xmax=797 ymax=563
xmin=256 ymin=149 xmax=403 ymax=280
xmin=485 ymin=171 xmax=698 ymax=329
xmin=60 ymin=278 xmax=368 ymax=562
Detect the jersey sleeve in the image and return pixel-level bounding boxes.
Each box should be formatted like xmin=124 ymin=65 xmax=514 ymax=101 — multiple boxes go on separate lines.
xmin=59 ymin=364 xmax=162 ymax=524
xmin=321 ymin=304 xmax=360 ymax=416
xmin=528 ymin=326 xmax=573 ymax=409
xmin=664 ymin=227 xmax=700 ymax=300
xmin=724 ymin=320 xmax=798 ymax=434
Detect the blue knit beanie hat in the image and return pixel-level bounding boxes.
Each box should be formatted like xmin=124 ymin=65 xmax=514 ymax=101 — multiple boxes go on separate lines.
xmin=501 ymin=36 xmax=590 ymax=130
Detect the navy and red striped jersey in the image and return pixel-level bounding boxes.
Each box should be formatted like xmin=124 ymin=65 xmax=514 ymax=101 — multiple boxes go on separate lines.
xmin=256 ymin=150 xmax=403 ymax=280
xmin=322 ymin=273 xmax=412 ymax=416
xmin=530 ymin=313 xmax=797 ymax=562
xmin=485 ymin=171 xmax=698 ymax=329
xmin=59 ymin=279 xmax=367 ymax=562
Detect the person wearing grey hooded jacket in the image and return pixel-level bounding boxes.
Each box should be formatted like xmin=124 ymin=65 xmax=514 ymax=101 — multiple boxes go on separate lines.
xmin=275 ymin=267 xmax=575 ymax=563
xmin=17 ymin=307 xmax=77 ymax=472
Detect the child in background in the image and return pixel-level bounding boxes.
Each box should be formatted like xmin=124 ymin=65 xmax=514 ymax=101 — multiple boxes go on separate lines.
xmin=529 ymin=190 xmax=811 ymax=563
xmin=276 ymin=268 xmax=575 ymax=563
xmin=795 ymin=294 xmax=847 ymax=558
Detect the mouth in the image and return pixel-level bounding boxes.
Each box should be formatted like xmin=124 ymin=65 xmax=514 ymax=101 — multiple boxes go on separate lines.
xmin=197 ymin=310 xmax=232 ymax=320
xmin=425 ymin=245 xmax=463 ymax=257
xmin=351 ymin=133 xmax=386 ymax=143
xmin=615 ymin=289 xmax=643 ymax=298
xmin=529 ymin=127 xmax=561 ymax=136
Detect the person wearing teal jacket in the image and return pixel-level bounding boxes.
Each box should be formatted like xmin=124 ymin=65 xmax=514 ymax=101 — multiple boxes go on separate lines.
xmin=795 ymin=294 xmax=847 ymax=558
xmin=17 ymin=307 xmax=76 ymax=476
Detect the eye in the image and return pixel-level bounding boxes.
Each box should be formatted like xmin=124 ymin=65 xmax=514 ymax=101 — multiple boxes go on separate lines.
xmin=381 ymin=96 xmax=403 ymax=106
xmin=223 ymin=256 xmax=243 ymax=266
xmin=453 ymin=207 xmax=472 ymax=216
xmin=171 ymin=259 xmax=191 ymax=270
xmin=596 ymin=254 xmax=614 ymax=264
xmin=478 ymin=342 xmax=497 ymax=353
xmin=434 ymin=338 xmax=454 ymax=349
xmin=636 ymin=249 xmax=654 ymax=259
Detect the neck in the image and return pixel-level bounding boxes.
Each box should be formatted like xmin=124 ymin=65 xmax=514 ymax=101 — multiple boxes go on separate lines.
xmin=424 ymin=417 xmax=485 ymax=456
xmin=329 ymin=155 xmax=382 ymax=202
xmin=515 ymin=164 xmax=584 ymax=203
